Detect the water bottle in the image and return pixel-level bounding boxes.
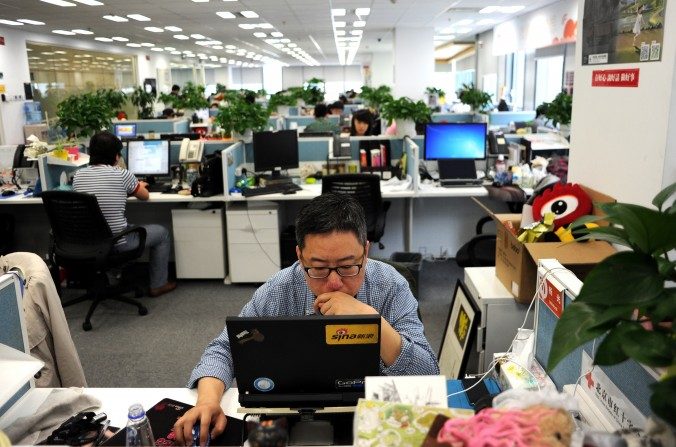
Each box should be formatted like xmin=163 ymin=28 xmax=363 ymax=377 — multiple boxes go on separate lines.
xmin=125 ymin=403 xmax=155 ymax=447
xmin=495 ymin=154 xmax=506 ymax=174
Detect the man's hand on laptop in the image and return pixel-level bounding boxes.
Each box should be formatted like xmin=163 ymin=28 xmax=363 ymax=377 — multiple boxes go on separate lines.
xmin=314 ymin=292 xmax=378 ymax=316
xmin=174 ymin=378 xmax=227 ymax=446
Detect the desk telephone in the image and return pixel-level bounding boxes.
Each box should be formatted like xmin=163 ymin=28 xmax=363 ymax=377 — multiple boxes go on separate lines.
xmin=488 ymin=131 xmax=509 ymax=155
xmin=179 ymin=138 xmax=204 ymax=163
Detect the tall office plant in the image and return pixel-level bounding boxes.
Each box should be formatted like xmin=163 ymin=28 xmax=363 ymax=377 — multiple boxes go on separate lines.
xmin=130 ymin=86 xmax=156 ymax=119
xmin=457 ymin=83 xmax=492 ymax=113
xmin=379 ymin=97 xmax=431 ymax=137
xmin=359 ymin=85 xmax=394 ymax=112
xmin=215 ymin=99 xmax=268 ymax=142
xmin=56 ymin=90 xmax=119 ymax=139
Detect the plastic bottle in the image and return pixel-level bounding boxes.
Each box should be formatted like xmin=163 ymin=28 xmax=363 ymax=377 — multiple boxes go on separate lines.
xmin=495 ymin=154 xmax=506 ymax=174
xmin=125 ymin=403 xmax=155 ymax=447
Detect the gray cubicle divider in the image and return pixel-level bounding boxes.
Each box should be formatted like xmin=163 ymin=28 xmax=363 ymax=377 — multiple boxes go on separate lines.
xmin=110 ymin=118 xmax=190 ymax=135
xmin=488 ymin=111 xmax=536 ymax=126
xmin=299 ymin=137 xmax=331 ymax=161
xmin=222 ymin=141 xmax=245 ymax=193
xmin=285 ymin=115 xmax=340 ymax=129
xmin=535 ymin=288 xmax=656 ymax=419
xmin=403 ymin=136 xmax=420 ymax=189
xmin=349 ymin=135 xmax=424 ymax=163
xmin=431 ymin=113 xmax=475 ymax=123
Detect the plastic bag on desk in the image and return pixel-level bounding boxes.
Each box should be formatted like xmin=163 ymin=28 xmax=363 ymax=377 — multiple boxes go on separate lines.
xmin=382 ymin=174 xmax=412 ymax=192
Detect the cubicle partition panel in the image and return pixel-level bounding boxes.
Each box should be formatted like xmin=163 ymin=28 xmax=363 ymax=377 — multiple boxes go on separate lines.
xmin=403 ymin=137 xmax=420 ymax=189
xmin=431 ymin=113 xmax=475 ymax=123
xmin=488 ymin=111 xmax=536 ymax=126
xmin=222 ymin=141 xmax=244 ymax=194
xmin=298 ymin=137 xmax=331 ymax=162
xmin=110 ymin=118 xmax=190 ymax=135
xmin=285 ymin=115 xmax=340 ymax=130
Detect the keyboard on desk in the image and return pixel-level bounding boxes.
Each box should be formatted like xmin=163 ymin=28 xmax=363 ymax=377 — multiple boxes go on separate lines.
xmin=146 ymin=183 xmax=172 ymax=193
xmin=440 ymin=179 xmax=484 ymax=187
xmin=241 ymin=183 xmax=302 ymax=197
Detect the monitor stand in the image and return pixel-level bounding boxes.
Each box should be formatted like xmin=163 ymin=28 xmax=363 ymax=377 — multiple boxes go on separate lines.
xmin=259 ymin=168 xmax=292 ymax=186
xmin=288 ymin=410 xmax=334 ymax=446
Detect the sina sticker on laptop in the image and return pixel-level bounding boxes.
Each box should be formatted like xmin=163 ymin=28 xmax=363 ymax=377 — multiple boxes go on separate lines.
xmin=253 ymin=377 xmax=275 ymax=392
xmin=325 ymin=324 xmax=379 ymax=345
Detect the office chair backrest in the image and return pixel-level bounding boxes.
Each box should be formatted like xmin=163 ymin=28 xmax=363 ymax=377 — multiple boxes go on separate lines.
xmin=41 ymin=191 xmax=114 ymax=265
xmin=321 ymin=174 xmax=386 ymax=243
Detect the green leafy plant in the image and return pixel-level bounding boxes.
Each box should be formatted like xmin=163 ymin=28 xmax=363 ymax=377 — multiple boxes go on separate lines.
xmin=457 ymin=83 xmax=492 ymax=112
xmin=548 ymin=182 xmax=676 ymax=426
xmin=301 ymin=77 xmax=325 ymax=105
xmin=96 ymin=88 xmax=127 ymax=111
xmin=425 ymin=87 xmax=446 ymax=97
xmin=180 ymin=82 xmax=210 ymax=110
xmin=214 ymin=98 xmax=268 ymax=135
xmin=130 ymin=86 xmax=156 ymax=119
xmin=359 ymin=85 xmax=393 ymax=112
xmin=56 ymin=91 xmax=118 ymax=138
xmin=268 ymin=90 xmax=298 ymax=113
xmin=379 ymin=97 xmax=431 ymax=124
xmin=537 ymin=91 xmax=572 ymax=127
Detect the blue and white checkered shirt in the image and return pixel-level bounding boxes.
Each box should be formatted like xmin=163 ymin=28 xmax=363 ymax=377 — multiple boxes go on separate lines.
xmin=188 ymin=259 xmax=439 ymax=389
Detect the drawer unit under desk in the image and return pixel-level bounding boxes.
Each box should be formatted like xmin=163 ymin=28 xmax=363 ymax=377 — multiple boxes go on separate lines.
xmin=171 ymin=207 xmax=226 ymax=279
xmin=464 ymin=266 xmax=531 ymax=373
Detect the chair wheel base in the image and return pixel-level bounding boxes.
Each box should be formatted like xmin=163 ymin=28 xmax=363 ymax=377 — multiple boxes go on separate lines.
xmin=82 ymin=321 xmax=92 ymax=331
xmin=139 ymin=307 xmax=148 ymax=316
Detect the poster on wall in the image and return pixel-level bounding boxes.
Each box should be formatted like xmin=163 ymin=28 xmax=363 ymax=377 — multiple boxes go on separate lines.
xmin=582 ymin=0 xmax=666 ymax=65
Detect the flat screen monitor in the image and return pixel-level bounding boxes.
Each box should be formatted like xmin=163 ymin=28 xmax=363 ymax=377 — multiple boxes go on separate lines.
xmin=424 ymin=122 xmax=487 ymax=160
xmin=227 ymin=315 xmax=381 ymax=408
xmin=114 ymin=123 xmax=137 ymax=139
xmin=252 ymin=130 xmax=299 ymax=175
xmin=126 ymin=139 xmax=170 ymax=178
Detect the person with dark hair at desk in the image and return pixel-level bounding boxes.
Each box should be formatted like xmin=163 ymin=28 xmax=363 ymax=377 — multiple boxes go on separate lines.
xmin=174 ymin=193 xmax=438 ymax=445
xmin=303 ymin=103 xmax=340 ymax=134
xmin=72 ymin=131 xmax=177 ymax=297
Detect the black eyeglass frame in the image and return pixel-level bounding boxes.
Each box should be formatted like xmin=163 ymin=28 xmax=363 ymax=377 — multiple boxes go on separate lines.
xmin=300 ymin=250 xmax=367 ymax=279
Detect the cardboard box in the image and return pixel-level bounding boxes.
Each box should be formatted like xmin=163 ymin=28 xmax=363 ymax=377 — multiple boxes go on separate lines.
xmin=474 ymin=185 xmax=616 ymax=304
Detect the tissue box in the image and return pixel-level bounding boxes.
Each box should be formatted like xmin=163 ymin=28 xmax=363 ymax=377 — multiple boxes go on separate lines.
xmin=496 ymin=359 xmax=539 ymax=391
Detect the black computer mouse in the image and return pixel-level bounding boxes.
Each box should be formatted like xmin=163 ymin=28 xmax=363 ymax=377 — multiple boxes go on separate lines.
xmin=282 ymin=189 xmax=297 ymax=195
xmin=1 ymin=190 xmax=16 ymax=197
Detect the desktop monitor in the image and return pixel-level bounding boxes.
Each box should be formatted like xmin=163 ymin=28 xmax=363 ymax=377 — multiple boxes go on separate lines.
xmin=424 ymin=122 xmax=487 ymax=160
xmin=227 ymin=315 xmax=381 ymax=408
xmin=126 ymin=139 xmax=170 ymax=181
xmin=114 ymin=123 xmax=137 ymax=139
xmin=252 ymin=130 xmax=299 ymax=176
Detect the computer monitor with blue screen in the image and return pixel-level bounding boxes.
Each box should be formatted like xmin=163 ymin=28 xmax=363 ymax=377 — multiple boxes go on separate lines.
xmin=114 ymin=123 xmax=137 ymax=139
xmin=253 ymin=130 xmax=299 ymax=178
xmin=424 ymin=122 xmax=487 ymax=160
xmin=126 ymin=139 xmax=170 ymax=184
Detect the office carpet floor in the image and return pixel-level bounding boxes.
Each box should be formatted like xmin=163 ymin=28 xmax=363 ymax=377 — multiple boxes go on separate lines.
xmin=63 ymin=259 xmax=462 ymax=388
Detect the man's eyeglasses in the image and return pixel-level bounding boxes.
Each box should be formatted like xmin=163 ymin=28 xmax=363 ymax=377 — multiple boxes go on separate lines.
xmin=301 ymin=252 xmax=366 ymax=279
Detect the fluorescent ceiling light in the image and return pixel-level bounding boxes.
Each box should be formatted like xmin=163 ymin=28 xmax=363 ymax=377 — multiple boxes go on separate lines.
xmin=111 ymin=36 xmax=129 ymax=41
xmin=351 ymin=30 xmax=363 ymax=36
xmin=72 ymin=0 xmax=104 ymax=5
xmin=335 ymin=30 xmax=345 ymax=36
xmin=52 ymin=29 xmax=76 ymax=35
xmin=173 ymin=34 xmax=190 ymax=40
xmin=333 ymin=21 xmax=346 ymax=27
xmin=191 ymin=0 xmax=209 ymax=2
xmin=502 ymin=6 xmax=525 ymax=13
xmin=253 ymin=32 xmax=266 ymax=38
xmin=103 ymin=15 xmax=128 ymax=22
xmin=40 ymin=0 xmax=76 ymax=6
xmin=213 ymin=45 xmax=223 ymax=49
xmin=331 ymin=8 xmax=346 ymax=16
xmin=287 ymin=43 xmax=297 ymax=48
xmin=17 ymin=19 xmax=45 ymax=25
xmin=355 ymin=8 xmax=370 ymax=16
xmin=455 ymin=19 xmax=473 ymax=26
xmin=226 ymin=49 xmax=235 ymax=54
xmin=479 ymin=6 xmax=499 ymax=14
xmin=54 ymin=50 xmax=66 ymax=54
xmin=126 ymin=43 xmax=142 ymax=47
xmin=127 ymin=14 xmax=151 ymax=21
xmin=240 ymin=10 xmax=259 ymax=18
xmin=228 ymin=60 xmax=235 ymax=64
xmin=280 ymin=38 xmax=290 ymax=43
xmin=164 ymin=46 xmax=176 ymax=50
xmin=270 ymin=31 xmax=283 ymax=37
xmin=264 ymin=39 xmax=278 ymax=44
xmin=171 ymin=51 xmax=182 ymax=55
xmin=191 ymin=33 xmax=206 ymax=39
xmin=144 ymin=26 xmax=164 ymax=32
xmin=225 ymin=44 xmax=236 ymax=49
xmin=151 ymin=47 xmax=163 ymax=52
xmin=0 ymin=19 xmax=23 ymax=25
xmin=72 ymin=29 xmax=94 ymax=34
xmin=216 ymin=11 xmax=236 ymax=18
xmin=238 ymin=23 xmax=255 ymax=29
xmin=258 ymin=23 xmax=273 ymax=29
xmin=164 ymin=26 xmax=182 ymax=31
xmin=140 ymin=42 xmax=154 ymax=47
xmin=353 ymin=20 xmax=366 ymax=27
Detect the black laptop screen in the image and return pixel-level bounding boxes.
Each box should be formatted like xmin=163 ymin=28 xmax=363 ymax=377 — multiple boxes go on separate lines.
xmin=227 ymin=315 xmax=381 ymax=408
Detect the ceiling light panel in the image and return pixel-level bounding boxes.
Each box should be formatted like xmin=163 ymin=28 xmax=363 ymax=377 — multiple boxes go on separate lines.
xmin=191 ymin=33 xmax=206 ymax=39
xmin=144 ymin=26 xmax=164 ymax=32
xmin=174 ymin=34 xmax=190 ymax=40
xmin=355 ymin=8 xmax=370 ymax=16
xmin=40 ymin=0 xmax=76 ymax=6
xmin=0 ymin=19 xmax=23 ymax=25
xmin=52 ymin=29 xmax=76 ymax=35
xmin=103 ymin=15 xmax=128 ymax=22
xmin=72 ymin=29 xmax=94 ymax=34
xmin=71 ymin=0 xmax=104 ymax=5
xmin=332 ymin=8 xmax=346 ymax=16
xmin=17 ymin=19 xmax=45 ymax=25
xmin=111 ymin=36 xmax=129 ymax=41
xmin=240 ymin=10 xmax=259 ymax=18
xmin=127 ymin=14 xmax=151 ymax=21
xmin=216 ymin=11 xmax=235 ymax=18
xmin=164 ymin=26 xmax=182 ymax=31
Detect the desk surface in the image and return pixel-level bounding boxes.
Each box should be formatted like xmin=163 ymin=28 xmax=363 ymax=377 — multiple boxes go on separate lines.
xmin=0 ymin=192 xmax=225 ymax=205
xmin=227 ymin=182 xmax=417 ymax=201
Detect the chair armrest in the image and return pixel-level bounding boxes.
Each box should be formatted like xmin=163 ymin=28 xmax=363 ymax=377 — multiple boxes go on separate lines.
xmin=466 ymin=234 xmax=496 ymax=266
xmin=476 ymin=215 xmax=494 ymax=235
xmin=111 ymin=226 xmax=147 ymax=258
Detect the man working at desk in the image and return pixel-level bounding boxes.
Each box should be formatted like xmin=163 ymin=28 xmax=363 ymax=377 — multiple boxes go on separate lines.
xmin=72 ymin=131 xmax=176 ymax=297
xmin=175 ymin=193 xmax=438 ymax=444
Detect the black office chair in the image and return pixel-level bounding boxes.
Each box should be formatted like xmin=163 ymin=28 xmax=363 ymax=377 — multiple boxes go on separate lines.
xmin=455 ymin=216 xmax=496 ymax=268
xmin=321 ymin=174 xmax=391 ymax=249
xmin=41 ymin=190 xmax=149 ymax=331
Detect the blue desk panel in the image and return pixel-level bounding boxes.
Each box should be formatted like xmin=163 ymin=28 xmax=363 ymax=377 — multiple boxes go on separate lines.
xmin=432 ymin=113 xmax=475 ymax=123
xmin=111 ymin=119 xmax=190 ymax=135
xmin=489 ymin=111 xmax=536 ymax=126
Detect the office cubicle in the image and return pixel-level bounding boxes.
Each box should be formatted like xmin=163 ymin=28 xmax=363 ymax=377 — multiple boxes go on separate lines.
xmin=110 ymin=118 xmax=190 ymax=135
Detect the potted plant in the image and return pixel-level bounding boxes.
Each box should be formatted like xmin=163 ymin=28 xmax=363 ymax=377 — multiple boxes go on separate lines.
xmin=180 ymin=82 xmax=210 ymax=119
xmin=268 ymin=90 xmax=298 ymax=116
xmin=130 ymin=86 xmax=156 ymax=119
xmin=215 ymin=98 xmax=268 ymax=143
xmin=379 ymin=97 xmax=431 ymax=137
xmin=548 ymin=182 xmax=676 ymax=426
xmin=359 ymin=85 xmax=393 ymax=112
xmin=457 ymin=83 xmax=492 ymax=117
xmin=425 ymin=87 xmax=445 ymax=110
xmin=56 ymin=90 xmax=118 ymax=139
xmin=537 ymin=91 xmax=572 ymax=136
xmin=302 ymin=77 xmax=325 ymax=105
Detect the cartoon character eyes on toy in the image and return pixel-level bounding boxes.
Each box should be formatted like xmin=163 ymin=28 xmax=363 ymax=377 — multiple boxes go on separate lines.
xmin=532 ymin=183 xmax=592 ymax=230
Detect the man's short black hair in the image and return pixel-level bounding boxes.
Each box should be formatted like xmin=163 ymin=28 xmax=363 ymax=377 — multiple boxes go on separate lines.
xmin=314 ymin=103 xmax=329 ymax=119
xmin=171 ymin=84 xmax=180 ymax=92
xmin=329 ymin=101 xmax=344 ymax=111
xmin=295 ymin=193 xmax=367 ymax=249
xmin=88 ymin=131 xmax=123 ymax=166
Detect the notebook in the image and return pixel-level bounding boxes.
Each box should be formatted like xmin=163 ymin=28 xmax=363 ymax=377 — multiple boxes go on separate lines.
xmin=438 ymin=159 xmax=482 ymax=186
xmin=227 ymin=315 xmax=381 ymax=409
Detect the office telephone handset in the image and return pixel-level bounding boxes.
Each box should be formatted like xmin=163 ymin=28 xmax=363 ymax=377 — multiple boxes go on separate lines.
xmin=178 ymin=138 xmax=204 ymax=163
xmin=488 ymin=131 xmax=509 ymax=155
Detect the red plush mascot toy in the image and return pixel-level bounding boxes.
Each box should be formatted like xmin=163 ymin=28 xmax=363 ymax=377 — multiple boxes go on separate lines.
xmin=531 ymin=183 xmax=592 ymax=230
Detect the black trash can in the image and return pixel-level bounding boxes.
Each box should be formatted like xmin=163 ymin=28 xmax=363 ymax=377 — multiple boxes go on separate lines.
xmin=389 ymin=252 xmax=423 ymax=298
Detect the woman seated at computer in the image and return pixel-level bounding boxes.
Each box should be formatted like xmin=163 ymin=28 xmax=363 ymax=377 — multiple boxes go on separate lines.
xmin=351 ymin=109 xmax=391 ymax=167
xmin=303 ymin=103 xmax=340 ymax=134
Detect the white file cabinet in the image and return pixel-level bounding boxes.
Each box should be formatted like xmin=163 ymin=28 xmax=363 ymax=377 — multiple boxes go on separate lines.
xmin=464 ymin=266 xmax=532 ymax=373
xmin=226 ymin=201 xmax=280 ymax=283
xmin=171 ymin=207 xmax=226 ymax=279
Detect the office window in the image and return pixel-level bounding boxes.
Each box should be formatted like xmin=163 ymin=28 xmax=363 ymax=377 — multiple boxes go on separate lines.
xmin=27 ymin=41 xmax=137 ymax=121
xmin=281 ymin=66 xmax=362 ymax=103
xmin=534 ymin=55 xmax=564 ymax=107
xmin=230 ymin=67 xmax=264 ymax=91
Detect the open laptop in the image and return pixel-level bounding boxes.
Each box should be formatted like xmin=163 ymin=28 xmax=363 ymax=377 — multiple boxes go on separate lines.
xmin=438 ymin=159 xmax=482 ymax=186
xmin=227 ymin=315 xmax=381 ymax=409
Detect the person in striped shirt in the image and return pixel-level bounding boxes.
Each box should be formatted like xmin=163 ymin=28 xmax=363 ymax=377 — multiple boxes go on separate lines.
xmin=174 ymin=193 xmax=438 ymax=445
xmin=73 ymin=131 xmax=176 ymax=297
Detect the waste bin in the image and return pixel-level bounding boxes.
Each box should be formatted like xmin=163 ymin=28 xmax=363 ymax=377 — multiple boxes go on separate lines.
xmin=389 ymin=252 xmax=423 ymax=298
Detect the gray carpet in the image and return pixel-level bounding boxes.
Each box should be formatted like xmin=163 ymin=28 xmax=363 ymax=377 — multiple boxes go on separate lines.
xmin=64 ymin=259 xmax=461 ymax=388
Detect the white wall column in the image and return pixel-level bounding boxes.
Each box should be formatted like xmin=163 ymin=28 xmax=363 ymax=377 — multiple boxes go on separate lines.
xmin=369 ymin=51 xmax=394 ymax=88
xmin=393 ymin=27 xmax=434 ymax=99
xmin=262 ymin=63 xmax=283 ymax=94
